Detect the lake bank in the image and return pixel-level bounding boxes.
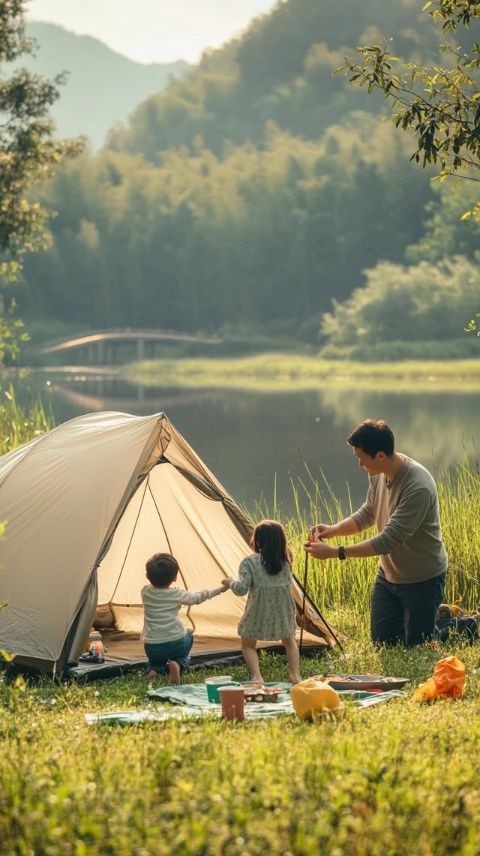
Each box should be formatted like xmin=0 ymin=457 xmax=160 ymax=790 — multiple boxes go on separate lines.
xmin=125 ymin=354 xmax=480 ymax=392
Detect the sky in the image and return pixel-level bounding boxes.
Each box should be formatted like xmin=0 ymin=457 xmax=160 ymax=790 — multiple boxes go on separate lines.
xmin=25 ymin=0 xmax=278 ymax=65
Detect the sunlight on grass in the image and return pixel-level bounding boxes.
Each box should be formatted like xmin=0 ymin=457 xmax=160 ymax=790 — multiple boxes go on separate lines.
xmin=126 ymin=354 xmax=480 ymax=392
xmin=1 ymin=630 xmax=479 ymax=854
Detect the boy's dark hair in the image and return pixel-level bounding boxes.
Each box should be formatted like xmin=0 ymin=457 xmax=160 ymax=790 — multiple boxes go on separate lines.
xmin=252 ymin=519 xmax=288 ymax=576
xmin=347 ymin=419 xmax=395 ymax=458
xmin=146 ymin=553 xmax=179 ymax=588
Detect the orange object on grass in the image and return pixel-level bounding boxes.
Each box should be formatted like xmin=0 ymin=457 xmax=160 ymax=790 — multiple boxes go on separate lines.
xmin=412 ymin=656 xmax=466 ymax=703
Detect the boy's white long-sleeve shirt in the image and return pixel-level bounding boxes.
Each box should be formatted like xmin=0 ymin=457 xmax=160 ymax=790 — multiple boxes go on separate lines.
xmin=141 ymin=585 xmax=224 ymax=643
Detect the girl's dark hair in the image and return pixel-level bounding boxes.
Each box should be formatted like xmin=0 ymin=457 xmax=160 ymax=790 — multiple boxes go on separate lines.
xmin=146 ymin=553 xmax=179 ymax=587
xmin=252 ymin=519 xmax=288 ymax=575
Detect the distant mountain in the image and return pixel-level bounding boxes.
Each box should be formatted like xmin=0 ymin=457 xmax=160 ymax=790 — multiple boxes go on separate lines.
xmin=19 ymin=22 xmax=189 ymax=148
xmin=108 ymin=0 xmax=441 ymax=160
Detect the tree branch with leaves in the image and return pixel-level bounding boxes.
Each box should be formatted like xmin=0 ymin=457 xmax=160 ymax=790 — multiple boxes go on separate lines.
xmin=0 ymin=0 xmax=83 ymax=362
xmin=341 ymin=0 xmax=480 ymax=334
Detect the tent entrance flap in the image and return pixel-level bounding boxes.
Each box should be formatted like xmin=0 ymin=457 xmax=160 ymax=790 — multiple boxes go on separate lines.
xmin=97 ymin=461 xmax=249 ymax=640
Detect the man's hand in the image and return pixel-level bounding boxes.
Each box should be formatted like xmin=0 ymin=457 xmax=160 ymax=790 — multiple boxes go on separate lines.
xmin=308 ymin=522 xmax=337 ymax=541
xmin=304 ymin=540 xmax=337 ymax=560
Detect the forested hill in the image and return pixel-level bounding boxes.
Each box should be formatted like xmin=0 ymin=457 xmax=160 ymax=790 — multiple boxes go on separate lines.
xmin=17 ymin=0 xmax=480 ymax=356
xmin=108 ymin=0 xmax=439 ymax=159
xmin=22 ymin=23 xmax=189 ymax=149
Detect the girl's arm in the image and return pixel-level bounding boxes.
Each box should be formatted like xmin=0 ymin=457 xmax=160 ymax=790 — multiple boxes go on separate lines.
xmin=226 ymin=559 xmax=252 ymax=597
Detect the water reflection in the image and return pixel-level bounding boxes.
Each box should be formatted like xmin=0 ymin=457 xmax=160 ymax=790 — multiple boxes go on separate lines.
xmin=23 ymin=371 xmax=480 ymax=518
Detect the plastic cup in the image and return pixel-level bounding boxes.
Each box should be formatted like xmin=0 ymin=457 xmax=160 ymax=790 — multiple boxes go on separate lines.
xmin=204 ymin=676 xmax=237 ymax=703
xmin=219 ymin=686 xmax=245 ymax=722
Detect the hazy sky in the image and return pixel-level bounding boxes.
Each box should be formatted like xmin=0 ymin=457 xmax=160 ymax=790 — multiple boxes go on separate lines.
xmin=25 ymin=1 xmax=277 ymax=64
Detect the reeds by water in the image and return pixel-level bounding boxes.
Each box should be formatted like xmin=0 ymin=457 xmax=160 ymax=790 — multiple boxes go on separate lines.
xmin=0 ymin=384 xmax=53 ymax=456
xmin=254 ymin=459 xmax=480 ymax=616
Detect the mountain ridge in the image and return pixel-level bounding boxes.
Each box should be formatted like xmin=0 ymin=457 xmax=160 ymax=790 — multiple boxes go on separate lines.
xmin=21 ymin=22 xmax=190 ymax=148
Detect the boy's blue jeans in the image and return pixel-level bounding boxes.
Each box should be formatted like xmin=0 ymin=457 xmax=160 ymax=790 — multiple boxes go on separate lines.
xmin=144 ymin=629 xmax=194 ymax=673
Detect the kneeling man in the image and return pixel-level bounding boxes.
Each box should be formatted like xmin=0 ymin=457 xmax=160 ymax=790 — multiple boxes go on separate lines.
xmin=305 ymin=419 xmax=447 ymax=645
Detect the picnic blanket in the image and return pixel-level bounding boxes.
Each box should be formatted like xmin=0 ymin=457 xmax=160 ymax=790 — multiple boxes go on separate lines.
xmin=85 ymin=682 xmax=405 ymax=725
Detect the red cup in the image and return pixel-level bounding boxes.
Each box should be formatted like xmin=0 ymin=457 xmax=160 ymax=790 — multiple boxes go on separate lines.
xmin=218 ymin=686 xmax=245 ymax=722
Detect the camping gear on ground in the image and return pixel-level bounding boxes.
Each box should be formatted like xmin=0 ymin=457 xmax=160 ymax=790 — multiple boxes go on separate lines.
xmin=204 ymin=676 xmax=238 ymax=702
xmin=316 ymin=674 xmax=409 ymax=691
xmin=88 ymin=631 xmax=105 ymax=659
xmin=0 ymin=412 xmax=341 ymax=678
xmin=243 ymin=684 xmax=282 ymax=703
xmin=144 ymin=682 xmax=404 ymax=722
xmin=79 ymin=630 xmax=105 ymax=663
xmin=435 ymin=603 xmax=480 ymax=642
xmin=412 ymin=655 xmax=466 ymax=703
xmin=219 ymin=685 xmax=246 ymax=721
xmin=85 ymin=689 xmax=406 ymax=726
xmin=149 ymin=681 xmax=294 ymax=718
xmin=290 ymin=678 xmax=342 ymax=719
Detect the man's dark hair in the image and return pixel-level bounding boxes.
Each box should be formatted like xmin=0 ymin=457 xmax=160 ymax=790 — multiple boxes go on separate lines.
xmin=146 ymin=553 xmax=179 ymax=588
xmin=347 ymin=419 xmax=395 ymax=458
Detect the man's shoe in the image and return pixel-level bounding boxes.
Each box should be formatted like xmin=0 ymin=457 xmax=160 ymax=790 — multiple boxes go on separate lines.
xmin=167 ymin=660 xmax=181 ymax=685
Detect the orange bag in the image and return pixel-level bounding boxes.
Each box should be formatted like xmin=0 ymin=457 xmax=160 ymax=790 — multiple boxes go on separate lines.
xmin=412 ymin=655 xmax=466 ymax=703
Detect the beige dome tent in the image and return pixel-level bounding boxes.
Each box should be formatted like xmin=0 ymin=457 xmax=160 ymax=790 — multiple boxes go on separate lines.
xmin=0 ymin=411 xmax=339 ymax=677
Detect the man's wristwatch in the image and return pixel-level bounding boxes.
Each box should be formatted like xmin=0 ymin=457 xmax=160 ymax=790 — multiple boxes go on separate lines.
xmin=337 ymin=545 xmax=346 ymax=560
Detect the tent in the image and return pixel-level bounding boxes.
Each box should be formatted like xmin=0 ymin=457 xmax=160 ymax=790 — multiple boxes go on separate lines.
xmin=0 ymin=411 xmax=340 ymax=677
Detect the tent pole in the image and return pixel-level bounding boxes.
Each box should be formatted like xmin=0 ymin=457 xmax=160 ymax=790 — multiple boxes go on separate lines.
xmin=299 ymin=552 xmax=308 ymax=658
xmin=297 ymin=552 xmax=345 ymax=654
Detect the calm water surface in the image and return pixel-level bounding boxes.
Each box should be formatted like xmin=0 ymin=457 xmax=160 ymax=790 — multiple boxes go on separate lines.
xmin=25 ymin=370 xmax=480 ymax=519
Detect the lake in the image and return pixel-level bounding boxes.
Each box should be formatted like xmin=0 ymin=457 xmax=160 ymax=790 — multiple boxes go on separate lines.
xmin=21 ymin=369 xmax=480 ymax=520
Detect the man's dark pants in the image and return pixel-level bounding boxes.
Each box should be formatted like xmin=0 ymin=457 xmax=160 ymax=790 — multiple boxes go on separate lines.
xmin=371 ymin=568 xmax=446 ymax=646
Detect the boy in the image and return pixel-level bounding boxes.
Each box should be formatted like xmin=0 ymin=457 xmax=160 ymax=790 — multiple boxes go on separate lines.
xmin=142 ymin=552 xmax=228 ymax=683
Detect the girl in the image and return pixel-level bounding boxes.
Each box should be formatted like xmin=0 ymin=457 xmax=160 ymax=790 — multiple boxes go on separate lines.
xmin=223 ymin=519 xmax=301 ymax=684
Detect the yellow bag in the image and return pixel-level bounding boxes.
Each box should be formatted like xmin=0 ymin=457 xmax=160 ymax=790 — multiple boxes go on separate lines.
xmin=291 ymin=678 xmax=341 ymax=719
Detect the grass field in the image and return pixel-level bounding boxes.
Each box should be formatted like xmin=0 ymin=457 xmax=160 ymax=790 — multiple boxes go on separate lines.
xmin=1 ymin=386 xmax=480 ymax=854
xmin=127 ymin=354 xmax=480 ymax=392
xmin=1 ymin=623 xmax=479 ymax=855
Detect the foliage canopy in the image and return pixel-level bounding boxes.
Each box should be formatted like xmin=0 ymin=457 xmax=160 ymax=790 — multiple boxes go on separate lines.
xmin=0 ymin=0 xmax=81 ymax=361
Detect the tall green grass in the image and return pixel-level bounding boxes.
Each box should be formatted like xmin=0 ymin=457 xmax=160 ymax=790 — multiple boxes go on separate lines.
xmin=0 ymin=383 xmax=54 ymax=456
xmin=254 ymin=461 xmax=480 ymax=617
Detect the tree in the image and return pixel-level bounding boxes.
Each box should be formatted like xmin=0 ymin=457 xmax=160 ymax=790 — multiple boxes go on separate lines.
xmin=341 ymin=0 xmax=480 ymax=333
xmin=0 ymin=0 xmax=82 ymax=361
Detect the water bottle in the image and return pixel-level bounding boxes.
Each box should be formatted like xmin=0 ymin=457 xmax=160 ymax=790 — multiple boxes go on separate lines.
xmin=88 ymin=630 xmax=105 ymax=661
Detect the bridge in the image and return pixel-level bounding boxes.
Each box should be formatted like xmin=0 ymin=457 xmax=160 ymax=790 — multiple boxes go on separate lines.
xmin=39 ymin=329 xmax=223 ymax=364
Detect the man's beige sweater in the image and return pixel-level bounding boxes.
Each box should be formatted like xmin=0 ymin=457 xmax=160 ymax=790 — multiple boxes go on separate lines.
xmin=351 ymin=455 xmax=448 ymax=584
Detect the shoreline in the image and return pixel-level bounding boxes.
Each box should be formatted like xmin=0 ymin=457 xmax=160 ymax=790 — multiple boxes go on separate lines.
xmin=123 ymin=354 xmax=480 ymax=392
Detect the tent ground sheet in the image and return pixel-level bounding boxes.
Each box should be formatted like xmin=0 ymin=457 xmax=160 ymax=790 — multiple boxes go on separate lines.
xmin=85 ymin=683 xmax=405 ymax=724
xmin=68 ymin=630 xmax=325 ymax=681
